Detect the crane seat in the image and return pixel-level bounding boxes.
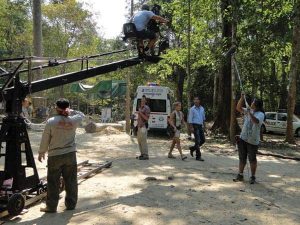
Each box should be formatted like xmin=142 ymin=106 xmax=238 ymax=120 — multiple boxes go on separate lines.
xmin=123 ymin=23 xmax=138 ymax=41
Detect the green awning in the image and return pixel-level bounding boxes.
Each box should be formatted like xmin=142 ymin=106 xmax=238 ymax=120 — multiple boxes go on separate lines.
xmin=69 ymin=83 xmax=93 ymax=93
xmin=111 ymin=80 xmax=126 ymax=98
xmin=88 ymin=80 xmax=126 ymax=99
xmin=70 ymin=80 xmax=126 ymax=99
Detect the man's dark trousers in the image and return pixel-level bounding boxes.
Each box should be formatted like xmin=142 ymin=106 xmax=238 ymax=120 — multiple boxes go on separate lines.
xmin=46 ymin=152 xmax=78 ymax=211
xmin=192 ymin=124 xmax=205 ymax=159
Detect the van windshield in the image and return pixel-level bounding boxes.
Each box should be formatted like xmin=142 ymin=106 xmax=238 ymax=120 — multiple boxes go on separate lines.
xmin=136 ymin=99 xmax=166 ymax=113
xmin=294 ymin=115 xmax=300 ymax=122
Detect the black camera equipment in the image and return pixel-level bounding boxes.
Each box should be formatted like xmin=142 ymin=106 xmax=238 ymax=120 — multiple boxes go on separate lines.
xmin=123 ymin=4 xmax=169 ymax=57
xmin=0 ymin=49 xmax=161 ymax=216
xmin=147 ymin=4 xmax=162 ymax=33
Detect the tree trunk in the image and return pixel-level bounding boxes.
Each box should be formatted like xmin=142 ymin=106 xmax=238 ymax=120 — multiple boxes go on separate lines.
xmin=213 ymin=71 xmax=219 ymax=117
xmin=125 ymin=72 xmax=131 ymax=134
xmin=125 ymin=0 xmax=134 ymax=134
xmin=269 ymin=61 xmax=278 ymax=111
xmin=279 ymin=56 xmax=289 ymax=109
xmin=59 ymin=86 xmax=64 ymax=98
xmin=174 ymin=65 xmax=186 ymax=103
xmin=212 ymin=0 xmax=232 ymax=134
xmin=59 ymin=64 xmax=66 ymax=97
xmin=32 ymin=0 xmax=43 ymax=80
xmin=229 ymin=11 xmax=237 ymax=144
xmin=258 ymin=0 xmax=265 ymax=103
xmin=186 ymin=0 xmax=192 ymax=109
xmin=286 ymin=0 xmax=300 ymax=143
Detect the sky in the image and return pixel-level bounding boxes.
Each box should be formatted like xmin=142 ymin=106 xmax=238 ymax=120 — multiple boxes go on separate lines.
xmin=79 ymin=0 xmax=128 ymax=39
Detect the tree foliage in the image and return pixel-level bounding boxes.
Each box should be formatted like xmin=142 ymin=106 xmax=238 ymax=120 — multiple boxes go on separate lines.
xmin=0 ymin=0 xmax=299 ymax=136
xmin=42 ymin=0 xmax=100 ymax=58
xmin=0 ymin=0 xmax=32 ymax=57
xmin=141 ymin=0 xmax=299 ymax=135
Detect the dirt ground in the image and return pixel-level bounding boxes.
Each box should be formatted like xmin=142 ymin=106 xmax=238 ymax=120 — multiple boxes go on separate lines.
xmin=3 ymin=129 xmax=300 ymax=225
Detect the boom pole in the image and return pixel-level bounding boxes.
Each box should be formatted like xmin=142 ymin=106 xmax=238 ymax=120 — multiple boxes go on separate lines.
xmin=0 ymin=57 xmax=142 ymax=102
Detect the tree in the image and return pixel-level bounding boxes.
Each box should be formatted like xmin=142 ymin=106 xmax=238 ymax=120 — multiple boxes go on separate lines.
xmin=278 ymin=56 xmax=289 ymax=109
xmin=33 ymin=0 xmax=42 ymax=58
xmin=43 ymin=0 xmax=98 ymax=58
xmin=0 ymin=0 xmax=32 ymax=58
xmin=42 ymin=0 xmax=101 ymax=97
xmin=125 ymin=0 xmax=134 ymax=134
xmin=286 ymin=0 xmax=300 ymax=143
xmin=212 ymin=0 xmax=233 ymax=134
xmin=32 ymin=0 xmax=43 ymax=80
xmin=229 ymin=1 xmax=238 ymax=144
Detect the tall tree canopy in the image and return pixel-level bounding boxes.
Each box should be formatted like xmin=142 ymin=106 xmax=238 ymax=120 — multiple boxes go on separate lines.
xmin=0 ymin=0 xmax=299 ymax=141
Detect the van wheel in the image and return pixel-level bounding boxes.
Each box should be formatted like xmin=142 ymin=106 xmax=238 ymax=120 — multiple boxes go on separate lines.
xmin=261 ymin=125 xmax=266 ymax=134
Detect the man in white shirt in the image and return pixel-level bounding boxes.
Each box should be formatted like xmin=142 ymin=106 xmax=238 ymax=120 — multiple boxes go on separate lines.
xmin=188 ymin=97 xmax=206 ymax=161
xmin=132 ymin=4 xmax=168 ymax=55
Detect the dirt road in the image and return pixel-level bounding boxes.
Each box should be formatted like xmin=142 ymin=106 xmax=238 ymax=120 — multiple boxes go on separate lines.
xmin=4 ymin=129 xmax=300 ymax=225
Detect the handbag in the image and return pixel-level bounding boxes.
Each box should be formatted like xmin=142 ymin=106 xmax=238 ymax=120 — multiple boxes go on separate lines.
xmin=167 ymin=125 xmax=175 ymax=138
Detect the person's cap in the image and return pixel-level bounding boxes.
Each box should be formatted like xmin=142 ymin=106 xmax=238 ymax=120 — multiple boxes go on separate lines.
xmin=56 ymin=98 xmax=70 ymax=110
xmin=141 ymin=4 xmax=150 ymax=10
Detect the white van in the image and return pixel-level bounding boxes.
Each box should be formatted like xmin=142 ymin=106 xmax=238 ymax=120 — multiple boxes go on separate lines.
xmin=132 ymin=84 xmax=172 ymax=130
xmin=263 ymin=112 xmax=300 ymax=136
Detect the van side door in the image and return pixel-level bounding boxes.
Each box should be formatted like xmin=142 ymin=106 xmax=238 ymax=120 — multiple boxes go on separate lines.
xmin=265 ymin=113 xmax=277 ymax=133
xmin=276 ymin=113 xmax=287 ymax=134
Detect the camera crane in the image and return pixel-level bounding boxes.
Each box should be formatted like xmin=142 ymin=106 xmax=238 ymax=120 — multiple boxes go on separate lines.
xmin=0 ymin=50 xmax=161 ymax=216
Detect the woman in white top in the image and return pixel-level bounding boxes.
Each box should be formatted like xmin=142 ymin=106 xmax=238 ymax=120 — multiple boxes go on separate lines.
xmin=234 ymin=94 xmax=265 ymax=184
xmin=168 ymin=102 xmax=187 ymax=160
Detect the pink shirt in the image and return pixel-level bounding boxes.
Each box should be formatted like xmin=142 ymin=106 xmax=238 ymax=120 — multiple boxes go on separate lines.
xmin=137 ymin=105 xmax=150 ymax=128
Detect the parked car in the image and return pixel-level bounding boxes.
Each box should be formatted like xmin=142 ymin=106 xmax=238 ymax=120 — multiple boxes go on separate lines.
xmin=263 ymin=112 xmax=300 ymax=136
xmin=237 ymin=112 xmax=300 ymax=136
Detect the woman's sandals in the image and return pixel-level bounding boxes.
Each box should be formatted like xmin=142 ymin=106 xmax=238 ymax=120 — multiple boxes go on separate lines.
xmin=181 ymin=155 xmax=187 ymax=161
xmin=168 ymin=153 xmax=176 ymax=159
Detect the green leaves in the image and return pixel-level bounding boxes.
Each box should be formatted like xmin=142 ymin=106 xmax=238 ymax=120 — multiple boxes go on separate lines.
xmin=0 ymin=0 xmax=297 ymax=112
xmin=0 ymin=0 xmax=32 ymax=57
xmin=42 ymin=0 xmax=99 ymax=58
